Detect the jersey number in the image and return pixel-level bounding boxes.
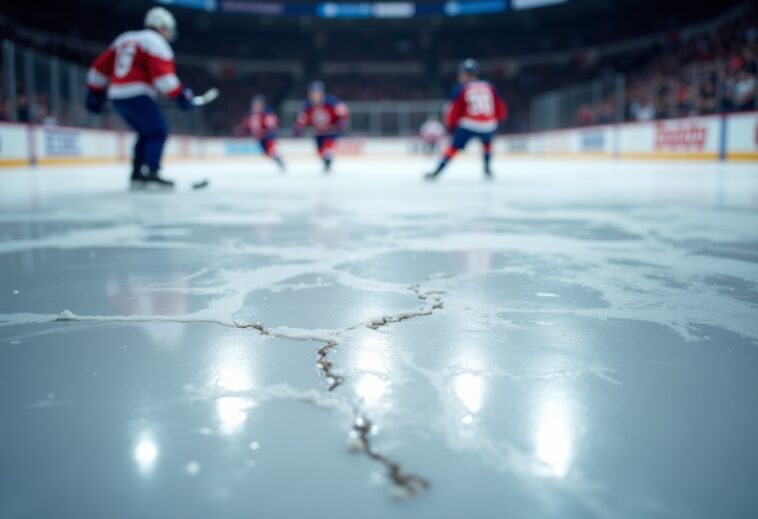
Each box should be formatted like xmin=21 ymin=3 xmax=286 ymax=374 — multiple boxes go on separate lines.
xmin=114 ymin=42 xmax=137 ymax=78
xmin=465 ymin=87 xmax=494 ymax=117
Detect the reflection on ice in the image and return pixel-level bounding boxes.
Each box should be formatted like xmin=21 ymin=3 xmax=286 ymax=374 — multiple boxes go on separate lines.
xmin=454 ymin=373 xmax=484 ymax=424
xmin=355 ymin=373 xmax=390 ymax=406
xmin=216 ymin=363 xmax=254 ymax=393
xmin=212 ymin=338 xmax=256 ymax=435
xmin=134 ymin=434 xmax=159 ymax=476
xmin=534 ymin=395 xmax=573 ymax=478
xmin=353 ymin=336 xmax=392 ymax=407
xmin=185 ymin=461 xmax=201 ymax=476
xmin=215 ymin=397 xmax=256 ymax=436
xmin=355 ymin=349 xmax=389 ymax=374
xmin=213 ymin=337 xmax=255 ymax=393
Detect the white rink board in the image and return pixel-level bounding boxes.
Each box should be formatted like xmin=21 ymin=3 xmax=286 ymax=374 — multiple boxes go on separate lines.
xmin=0 ymin=123 xmax=30 ymax=164
xmin=33 ymin=126 xmax=124 ymax=163
xmin=726 ymin=112 xmax=758 ymax=159
xmin=497 ymin=133 xmax=532 ymax=155
xmin=162 ymin=134 xmax=205 ymax=159
xmin=3 ymin=114 xmax=758 ymax=167
xmin=531 ymin=125 xmax=615 ymax=156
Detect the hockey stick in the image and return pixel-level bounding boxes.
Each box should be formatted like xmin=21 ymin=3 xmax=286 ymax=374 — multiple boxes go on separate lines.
xmin=189 ymin=87 xmax=218 ymax=187
xmin=192 ymin=87 xmax=220 ymax=107
xmin=165 ymin=88 xmax=216 ymax=189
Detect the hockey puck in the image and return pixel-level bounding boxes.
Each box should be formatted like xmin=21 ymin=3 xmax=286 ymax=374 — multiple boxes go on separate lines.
xmin=192 ymin=180 xmax=209 ymax=190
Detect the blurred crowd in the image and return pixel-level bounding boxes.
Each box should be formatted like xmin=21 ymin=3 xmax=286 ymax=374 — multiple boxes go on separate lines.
xmin=0 ymin=1 xmax=756 ymax=134
xmin=577 ymin=5 xmax=757 ymax=126
xmin=0 ymin=76 xmax=63 ymax=125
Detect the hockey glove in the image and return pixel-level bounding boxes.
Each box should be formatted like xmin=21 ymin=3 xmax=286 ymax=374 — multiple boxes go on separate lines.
xmin=177 ymin=88 xmax=194 ymax=111
xmin=85 ymin=90 xmax=106 ymax=114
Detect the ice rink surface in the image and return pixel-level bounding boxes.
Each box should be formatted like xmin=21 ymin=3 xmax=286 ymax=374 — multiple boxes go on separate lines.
xmin=1 ymin=155 xmax=758 ymax=518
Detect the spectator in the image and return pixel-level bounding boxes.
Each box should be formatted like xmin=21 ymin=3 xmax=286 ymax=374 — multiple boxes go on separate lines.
xmin=631 ymin=97 xmax=656 ymax=121
xmin=733 ymin=68 xmax=756 ymax=110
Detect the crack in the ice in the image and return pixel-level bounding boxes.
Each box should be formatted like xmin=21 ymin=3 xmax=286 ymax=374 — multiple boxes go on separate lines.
xmin=233 ymin=283 xmax=446 ymax=496
xmin=350 ymin=416 xmax=430 ymax=498
xmin=367 ymin=284 xmax=445 ymax=330
xmin=232 ymin=317 xmax=431 ymax=496
xmin=44 ymin=281 xmax=447 ymax=498
xmin=231 ymin=322 xmax=344 ymax=391
xmin=235 ymin=322 xmax=270 ymax=335
xmin=316 ymin=340 xmax=343 ymax=391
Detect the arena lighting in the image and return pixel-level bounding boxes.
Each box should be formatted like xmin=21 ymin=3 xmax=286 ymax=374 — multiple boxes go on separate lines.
xmin=159 ymin=0 xmax=570 ymax=17
xmin=221 ymin=0 xmax=286 ymax=15
xmin=373 ymin=2 xmax=416 ymax=18
xmin=317 ymin=3 xmax=373 ymax=18
xmin=156 ymin=0 xmax=218 ymax=11
xmin=443 ymin=1 xmax=506 ymax=16
xmin=318 ymin=2 xmax=416 ymax=18
xmin=511 ymin=0 xmax=568 ymax=9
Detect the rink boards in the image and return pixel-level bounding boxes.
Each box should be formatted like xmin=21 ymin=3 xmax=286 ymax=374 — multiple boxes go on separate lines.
xmin=1 ymin=112 xmax=757 ymax=167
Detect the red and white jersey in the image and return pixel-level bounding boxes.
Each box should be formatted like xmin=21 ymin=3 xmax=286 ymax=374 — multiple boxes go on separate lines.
xmin=240 ymin=109 xmax=279 ymax=139
xmin=420 ymin=119 xmax=445 ymax=142
xmin=87 ymin=29 xmax=182 ymax=100
xmin=295 ymin=95 xmax=349 ymax=136
xmin=445 ymin=80 xmax=507 ymax=133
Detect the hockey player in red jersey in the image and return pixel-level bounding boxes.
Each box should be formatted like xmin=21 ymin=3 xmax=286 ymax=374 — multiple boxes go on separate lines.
xmin=85 ymin=7 xmax=194 ymax=189
xmin=425 ymin=59 xmax=507 ymax=181
xmin=236 ymin=95 xmax=285 ymax=172
xmin=293 ymin=81 xmax=349 ymax=173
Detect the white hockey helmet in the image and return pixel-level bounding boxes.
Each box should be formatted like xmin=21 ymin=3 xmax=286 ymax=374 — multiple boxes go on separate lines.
xmin=145 ymin=7 xmax=177 ymax=42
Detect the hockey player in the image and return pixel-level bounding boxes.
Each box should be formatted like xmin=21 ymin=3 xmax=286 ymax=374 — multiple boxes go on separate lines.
xmin=293 ymin=81 xmax=349 ymax=173
xmin=425 ymin=59 xmax=507 ymax=181
xmin=85 ymin=7 xmax=194 ymax=189
xmin=236 ymin=95 xmax=285 ymax=171
xmin=419 ymin=114 xmax=446 ymax=154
